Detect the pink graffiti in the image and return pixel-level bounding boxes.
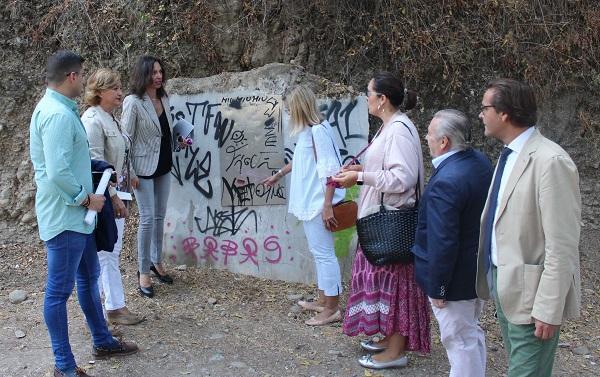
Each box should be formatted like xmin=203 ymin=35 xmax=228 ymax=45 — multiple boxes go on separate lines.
xmin=220 ymin=239 xmax=238 ymax=265
xmin=240 ymin=238 xmax=259 ymax=266
xmin=182 ymin=236 xmax=199 ymax=262
xmin=202 ymin=236 xmax=219 ymax=261
xmin=264 ymin=235 xmax=282 ymax=264
xmin=179 ymin=235 xmax=282 ymax=266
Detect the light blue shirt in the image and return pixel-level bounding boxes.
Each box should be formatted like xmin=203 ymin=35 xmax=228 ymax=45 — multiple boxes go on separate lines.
xmin=431 ymin=149 xmax=460 ymax=169
xmin=491 ymin=126 xmax=536 ymax=266
xmin=30 ymin=88 xmax=94 ymax=241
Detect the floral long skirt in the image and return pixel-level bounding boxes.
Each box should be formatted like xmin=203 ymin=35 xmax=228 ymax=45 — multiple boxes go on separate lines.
xmin=343 ymin=245 xmax=431 ymax=353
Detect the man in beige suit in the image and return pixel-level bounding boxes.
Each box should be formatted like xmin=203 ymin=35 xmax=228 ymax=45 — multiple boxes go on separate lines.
xmin=475 ymin=79 xmax=581 ymax=377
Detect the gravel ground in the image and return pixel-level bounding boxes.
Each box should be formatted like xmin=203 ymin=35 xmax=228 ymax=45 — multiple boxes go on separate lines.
xmin=0 ymin=215 xmax=598 ymax=377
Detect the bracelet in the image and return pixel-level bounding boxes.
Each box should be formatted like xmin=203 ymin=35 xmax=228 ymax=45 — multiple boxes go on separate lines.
xmin=81 ymin=194 xmax=90 ymax=208
xmin=356 ymin=172 xmax=364 ymax=186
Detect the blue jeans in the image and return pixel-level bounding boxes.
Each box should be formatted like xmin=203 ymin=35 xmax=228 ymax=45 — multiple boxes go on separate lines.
xmin=44 ymin=231 xmax=119 ymax=372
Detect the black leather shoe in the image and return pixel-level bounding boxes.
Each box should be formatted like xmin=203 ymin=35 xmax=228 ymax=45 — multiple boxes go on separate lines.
xmin=92 ymin=339 xmax=139 ymax=359
xmin=137 ymin=271 xmax=154 ymax=298
xmin=138 ymin=285 xmax=154 ymax=298
xmin=150 ymin=264 xmax=174 ymax=284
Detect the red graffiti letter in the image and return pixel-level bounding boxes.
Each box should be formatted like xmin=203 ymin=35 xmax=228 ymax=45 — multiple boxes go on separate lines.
xmin=201 ymin=236 xmax=219 ymax=261
xmin=220 ymin=239 xmax=238 ymax=266
xmin=264 ymin=235 xmax=282 ymax=264
xmin=240 ymin=238 xmax=259 ymax=266
xmin=182 ymin=237 xmax=199 ymax=262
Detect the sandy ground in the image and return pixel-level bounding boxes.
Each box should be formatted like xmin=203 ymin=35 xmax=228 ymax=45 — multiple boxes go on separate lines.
xmin=0 ymin=218 xmax=598 ymax=377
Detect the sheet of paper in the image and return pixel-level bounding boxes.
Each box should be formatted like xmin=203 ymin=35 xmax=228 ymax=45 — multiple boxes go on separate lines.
xmin=172 ymin=119 xmax=194 ymax=151
xmin=116 ymin=191 xmax=133 ymax=201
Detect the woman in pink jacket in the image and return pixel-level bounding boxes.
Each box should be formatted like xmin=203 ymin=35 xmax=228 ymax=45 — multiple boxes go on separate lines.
xmin=333 ymin=72 xmax=431 ymax=370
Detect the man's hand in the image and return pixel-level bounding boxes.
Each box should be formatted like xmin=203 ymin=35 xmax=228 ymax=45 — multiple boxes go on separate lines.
xmin=87 ymin=194 xmax=105 ymax=212
xmin=430 ymin=298 xmax=447 ymax=309
xmin=131 ymin=176 xmax=140 ymax=190
xmin=111 ymin=195 xmax=128 ymax=218
xmin=533 ymin=317 xmax=560 ymax=340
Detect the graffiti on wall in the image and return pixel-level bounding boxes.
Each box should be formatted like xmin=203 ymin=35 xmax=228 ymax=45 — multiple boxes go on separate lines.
xmin=219 ymin=95 xmax=285 ymax=207
xmin=165 ymin=90 xmax=368 ymax=283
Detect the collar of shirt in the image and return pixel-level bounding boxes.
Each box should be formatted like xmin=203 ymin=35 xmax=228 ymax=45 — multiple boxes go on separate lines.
xmin=46 ymin=88 xmax=79 ymax=114
xmin=505 ymin=126 xmax=536 ymax=155
xmin=431 ymin=149 xmax=460 ymax=169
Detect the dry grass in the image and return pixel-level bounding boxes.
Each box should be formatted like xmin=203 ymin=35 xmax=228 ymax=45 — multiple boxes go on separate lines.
xmin=15 ymin=0 xmax=599 ymax=106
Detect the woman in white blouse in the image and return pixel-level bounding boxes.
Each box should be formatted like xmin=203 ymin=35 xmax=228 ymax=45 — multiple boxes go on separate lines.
xmin=263 ymin=86 xmax=345 ymax=326
xmin=82 ymin=68 xmax=143 ymax=326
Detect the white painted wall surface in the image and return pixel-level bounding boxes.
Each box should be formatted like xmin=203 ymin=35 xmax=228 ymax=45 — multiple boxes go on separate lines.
xmin=163 ymin=91 xmax=368 ymax=283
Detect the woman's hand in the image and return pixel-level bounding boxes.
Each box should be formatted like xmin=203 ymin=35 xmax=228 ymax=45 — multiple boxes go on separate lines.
xmin=261 ymin=164 xmax=290 ymax=187
xmin=178 ymin=138 xmax=190 ymax=149
xmin=331 ymin=171 xmax=358 ymax=188
xmin=322 ymin=204 xmax=338 ymax=231
xmin=111 ymin=195 xmax=129 ymax=218
xmin=131 ymin=176 xmax=140 ymax=190
xmin=341 ymin=164 xmax=363 ymax=173
xmin=261 ymin=174 xmax=280 ymax=188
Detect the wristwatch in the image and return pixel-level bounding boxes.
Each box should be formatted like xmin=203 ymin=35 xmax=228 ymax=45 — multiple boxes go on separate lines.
xmin=356 ymin=172 xmax=364 ymax=185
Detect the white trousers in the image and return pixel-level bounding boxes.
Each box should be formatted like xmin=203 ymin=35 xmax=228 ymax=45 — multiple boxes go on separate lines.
xmin=302 ymin=215 xmax=342 ymax=297
xmin=98 ymin=218 xmax=126 ymax=311
xmin=430 ymin=298 xmax=486 ymax=377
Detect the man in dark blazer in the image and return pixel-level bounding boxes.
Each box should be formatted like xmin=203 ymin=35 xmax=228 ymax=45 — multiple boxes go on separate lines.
xmin=412 ymin=109 xmax=493 ymax=377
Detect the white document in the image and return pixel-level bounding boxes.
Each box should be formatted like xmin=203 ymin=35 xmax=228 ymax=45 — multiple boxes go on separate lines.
xmin=117 ymin=191 xmax=133 ymax=201
xmin=172 ymin=119 xmax=194 ymax=151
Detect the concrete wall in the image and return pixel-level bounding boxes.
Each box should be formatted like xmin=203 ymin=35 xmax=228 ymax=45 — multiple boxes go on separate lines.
xmin=163 ymin=64 xmax=368 ymax=283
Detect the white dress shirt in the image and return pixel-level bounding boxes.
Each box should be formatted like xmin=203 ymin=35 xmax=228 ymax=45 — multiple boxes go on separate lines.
xmin=432 ymin=149 xmax=460 ymax=169
xmin=491 ymin=126 xmax=535 ymax=266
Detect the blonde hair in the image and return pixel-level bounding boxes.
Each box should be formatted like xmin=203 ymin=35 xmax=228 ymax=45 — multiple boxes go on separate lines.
xmin=287 ymin=86 xmax=323 ymax=136
xmin=84 ymin=68 xmax=121 ymax=106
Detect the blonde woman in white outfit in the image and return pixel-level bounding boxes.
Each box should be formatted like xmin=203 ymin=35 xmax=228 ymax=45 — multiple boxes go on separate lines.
xmin=263 ymin=86 xmax=345 ymax=326
xmin=82 ymin=68 xmax=143 ymax=326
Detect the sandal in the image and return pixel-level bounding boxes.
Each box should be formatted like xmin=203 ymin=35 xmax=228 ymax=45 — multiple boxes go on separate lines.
xmin=305 ymin=310 xmax=342 ymax=326
xmin=297 ymin=300 xmax=325 ymax=312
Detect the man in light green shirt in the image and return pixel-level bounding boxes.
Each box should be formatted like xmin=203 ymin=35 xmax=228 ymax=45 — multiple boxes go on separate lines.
xmin=30 ymin=50 xmax=138 ymax=377
xmin=30 ymin=79 xmax=98 ymax=240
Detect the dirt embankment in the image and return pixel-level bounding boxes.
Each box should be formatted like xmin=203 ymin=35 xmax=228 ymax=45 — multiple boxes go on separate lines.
xmin=1 ymin=0 xmax=599 ymax=241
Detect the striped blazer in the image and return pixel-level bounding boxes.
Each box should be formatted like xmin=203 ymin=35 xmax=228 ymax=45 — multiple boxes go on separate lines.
xmin=121 ymin=93 xmax=173 ymax=177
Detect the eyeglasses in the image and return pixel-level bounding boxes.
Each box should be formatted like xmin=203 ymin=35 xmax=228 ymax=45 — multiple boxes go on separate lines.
xmin=480 ymin=105 xmax=495 ymax=112
xmin=366 ymin=91 xmax=381 ymax=97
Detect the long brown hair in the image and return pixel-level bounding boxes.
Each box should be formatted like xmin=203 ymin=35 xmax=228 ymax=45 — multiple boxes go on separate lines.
xmin=129 ymin=55 xmax=167 ymax=98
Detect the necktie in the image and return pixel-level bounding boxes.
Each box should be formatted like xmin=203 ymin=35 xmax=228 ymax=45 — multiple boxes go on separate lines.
xmin=483 ymin=147 xmax=512 ymax=271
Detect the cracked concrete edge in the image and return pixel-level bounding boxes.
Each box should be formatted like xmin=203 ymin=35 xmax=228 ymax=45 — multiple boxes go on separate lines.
xmin=166 ymin=63 xmax=360 ymax=99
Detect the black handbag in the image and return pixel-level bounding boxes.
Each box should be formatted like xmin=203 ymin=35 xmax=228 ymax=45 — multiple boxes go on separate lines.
xmin=356 ymin=121 xmax=421 ymax=266
xmin=356 ymin=191 xmax=419 ymax=266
